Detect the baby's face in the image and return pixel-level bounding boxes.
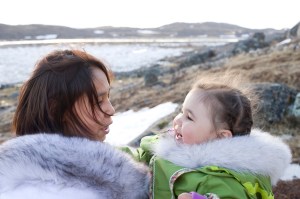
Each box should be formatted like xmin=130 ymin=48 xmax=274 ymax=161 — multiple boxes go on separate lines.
xmin=173 ymin=89 xmax=218 ymax=144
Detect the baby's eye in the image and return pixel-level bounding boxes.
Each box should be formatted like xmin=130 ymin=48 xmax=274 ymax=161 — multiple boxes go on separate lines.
xmin=187 ymin=115 xmax=193 ymax=121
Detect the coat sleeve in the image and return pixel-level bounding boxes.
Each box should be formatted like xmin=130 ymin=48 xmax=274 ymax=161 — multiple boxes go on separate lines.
xmin=119 ymin=146 xmax=153 ymax=164
xmin=119 ymin=135 xmax=159 ymax=164
xmin=173 ymin=172 xmax=250 ymax=199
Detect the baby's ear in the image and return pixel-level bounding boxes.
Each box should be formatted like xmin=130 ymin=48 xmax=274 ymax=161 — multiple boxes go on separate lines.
xmin=218 ymin=129 xmax=232 ymax=138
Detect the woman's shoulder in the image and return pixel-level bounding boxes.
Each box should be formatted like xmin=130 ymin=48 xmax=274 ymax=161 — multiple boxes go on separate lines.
xmin=1 ymin=133 xmax=130 ymax=164
xmin=0 ymin=133 xmax=150 ymax=199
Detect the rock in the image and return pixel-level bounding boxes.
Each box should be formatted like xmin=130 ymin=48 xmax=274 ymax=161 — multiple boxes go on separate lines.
xmin=179 ymin=49 xmax=216 ymax=68
xmin=273 ymin=179 xmax=300 ymax=198
xmin=253 ymin=83 xmax=297 ymax=123
xmin=8 ymin=91 xmax=19 ymax=99
xmin=289 ymin=21 xmax=300 ymax=38
xmin=144 ymin=69 xmax=159 ymax=86
xmin=292 ymin=93 xmax=300 ymax=118
xmin=253 ymin=32 xmax=266 ymax=42
xmin=232 ymin=32 xmax=269 ymax=55
xmin=265 ymin=31 xmax=287 ymax=44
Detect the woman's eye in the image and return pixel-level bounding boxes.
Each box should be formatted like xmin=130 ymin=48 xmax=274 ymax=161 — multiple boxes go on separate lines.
xmin=97 ymin=98 xmax=103 ymax=105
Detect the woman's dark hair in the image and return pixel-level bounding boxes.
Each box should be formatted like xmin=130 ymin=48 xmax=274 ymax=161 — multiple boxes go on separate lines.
xmin=193 ymin=73 xmax=257 ymax=136
xmin=12 ymin=49 xmax=113 ymax=140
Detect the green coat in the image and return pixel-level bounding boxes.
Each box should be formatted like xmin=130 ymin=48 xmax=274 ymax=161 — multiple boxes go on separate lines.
xmin=122 ymin=129 xmax=291 ymax=199
xmin=150 ymin=157 xmax=273 ymax=198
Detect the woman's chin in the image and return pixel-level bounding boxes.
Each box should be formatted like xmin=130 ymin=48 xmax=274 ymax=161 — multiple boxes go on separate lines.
xmin=97 ymin=128 xmax=110 ymax=141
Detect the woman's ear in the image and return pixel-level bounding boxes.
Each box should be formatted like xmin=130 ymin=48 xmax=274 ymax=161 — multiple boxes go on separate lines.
xmin=218 ymin=129 xmax=233 ymax=138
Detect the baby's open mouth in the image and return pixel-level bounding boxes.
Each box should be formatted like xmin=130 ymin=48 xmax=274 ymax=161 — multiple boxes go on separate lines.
xmin=175 ymin=133 xmax=182 ymax=140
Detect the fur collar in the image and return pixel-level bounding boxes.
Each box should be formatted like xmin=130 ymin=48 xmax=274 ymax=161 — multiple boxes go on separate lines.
xmin=154 ymin=129 xmax=291 ymax=185
xmin=0 ymin=134 xmax=150 ymax=199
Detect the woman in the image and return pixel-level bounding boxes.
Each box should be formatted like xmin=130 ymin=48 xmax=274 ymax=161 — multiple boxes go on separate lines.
xmin=0 ymin=50 xmax=150 ymax=199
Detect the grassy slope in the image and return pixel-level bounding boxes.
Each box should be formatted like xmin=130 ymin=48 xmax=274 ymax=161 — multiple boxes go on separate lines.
xmin=110 ymin=39 xmax=300 ymax=161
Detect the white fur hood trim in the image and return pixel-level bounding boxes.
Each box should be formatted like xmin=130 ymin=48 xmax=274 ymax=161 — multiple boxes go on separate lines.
xmin=0 ymin=134 xmax=150 ymax=199
xmin=154 ymin=129 xmax=291 ymax=185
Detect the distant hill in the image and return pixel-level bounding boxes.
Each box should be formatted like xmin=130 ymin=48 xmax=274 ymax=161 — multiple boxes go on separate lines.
xmin=0 ymin=22 xmax=285 ymax=41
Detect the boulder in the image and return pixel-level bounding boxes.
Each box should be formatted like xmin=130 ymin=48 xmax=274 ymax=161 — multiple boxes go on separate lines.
xmin=289 ymin=21 xmax=300 ymax=38
xmin=252 ymin=83 xmax=298 ymax=123
xmin=232 ymin=32 xmax=269 ymax=55
xmin=292 ymin=93 xmax=300 ymax=118
xmin=144 ymin=69 xmax=159 ymax=86
xmin=179 ymin=49 xmax=216 ymax=68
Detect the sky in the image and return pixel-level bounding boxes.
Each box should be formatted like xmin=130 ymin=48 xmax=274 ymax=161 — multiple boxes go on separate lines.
xmin=1 ymin=0 xmax=299 ymax=30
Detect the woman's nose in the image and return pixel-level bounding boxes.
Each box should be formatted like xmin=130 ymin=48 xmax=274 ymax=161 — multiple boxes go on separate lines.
xmin=103 ymin=100 xmax=115 ymax=116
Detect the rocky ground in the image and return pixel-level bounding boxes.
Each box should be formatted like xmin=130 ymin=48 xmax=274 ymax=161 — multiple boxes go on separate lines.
xmin=0 ymin=35 xmax=300 ymax=197
xmin=273 ymin=179 xmax=300 ymax=198
xmin=112 ymin=37 xmax=300 ymax=197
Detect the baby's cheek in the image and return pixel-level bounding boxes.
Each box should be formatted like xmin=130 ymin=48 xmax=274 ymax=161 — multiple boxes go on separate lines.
xmin=183 ymin=136 xmax=195 ymax=144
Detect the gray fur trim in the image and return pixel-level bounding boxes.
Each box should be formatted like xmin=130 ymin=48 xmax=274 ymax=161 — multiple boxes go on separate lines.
xmin=0 ymin=134 xmax=150 ymax=199
xmin=154 ymin=129 xmax=291 ymax=185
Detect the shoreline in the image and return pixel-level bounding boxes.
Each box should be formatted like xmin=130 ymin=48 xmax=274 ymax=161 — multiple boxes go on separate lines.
xmin=0 ymin=37 xmax=241 ymax=47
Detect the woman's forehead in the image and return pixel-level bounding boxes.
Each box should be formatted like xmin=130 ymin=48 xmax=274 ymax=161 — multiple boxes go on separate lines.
xmin=91 ymin=67 xmax=110 ymax=93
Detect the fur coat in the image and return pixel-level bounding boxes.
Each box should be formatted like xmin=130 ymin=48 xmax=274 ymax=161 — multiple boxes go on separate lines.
xmin=154 ymin=129 xmax=292 ymax=185
xmin=0 ymin=134 xmax=150 ymax=199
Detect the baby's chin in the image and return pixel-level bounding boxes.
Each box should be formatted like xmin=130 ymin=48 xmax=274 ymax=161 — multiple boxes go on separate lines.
xmin=178 ymin=138 xmax=203 ymax=145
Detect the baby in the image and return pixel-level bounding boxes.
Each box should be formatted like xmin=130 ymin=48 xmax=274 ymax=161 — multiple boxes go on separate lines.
xmin=126 ymin=74 xmax=291 ymax=199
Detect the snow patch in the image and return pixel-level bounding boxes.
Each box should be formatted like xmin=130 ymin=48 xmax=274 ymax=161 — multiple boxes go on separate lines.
xmin=35 ymin=34 xmax=57 ymax=40
xmin=93 ymin=30 xmax=104 ymax=34
xmin=137 ymin=30 xmax=158 ymax=34
xmin=105 ymin=102 xmax=178 ymax=146
xmin=280 ymin=164 xmax=300 ymax=181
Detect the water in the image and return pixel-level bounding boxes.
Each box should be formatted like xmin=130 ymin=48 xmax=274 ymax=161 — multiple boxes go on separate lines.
xmin=0 ymin=43 xmax=191 ymax=85
xmin=0 ymin=36 xmax=241 ymax=85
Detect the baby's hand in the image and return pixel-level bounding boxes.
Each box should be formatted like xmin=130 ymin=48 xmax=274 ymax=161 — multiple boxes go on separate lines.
xmin=178 ymin=193 xmax=192 ymax=199
xmin=178 ymin=192 xmax=208 ymax=199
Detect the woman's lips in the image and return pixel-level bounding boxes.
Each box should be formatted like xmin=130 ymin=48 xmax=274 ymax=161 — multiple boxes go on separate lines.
xmin=103 ymin=126 xmax=110 ymax=134
xmin=103 ymin=121 xmax=113 ymax=134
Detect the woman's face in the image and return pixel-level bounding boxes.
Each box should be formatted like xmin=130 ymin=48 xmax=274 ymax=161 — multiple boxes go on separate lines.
xmin=74 ymin=67 xmax=115 ymax=141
